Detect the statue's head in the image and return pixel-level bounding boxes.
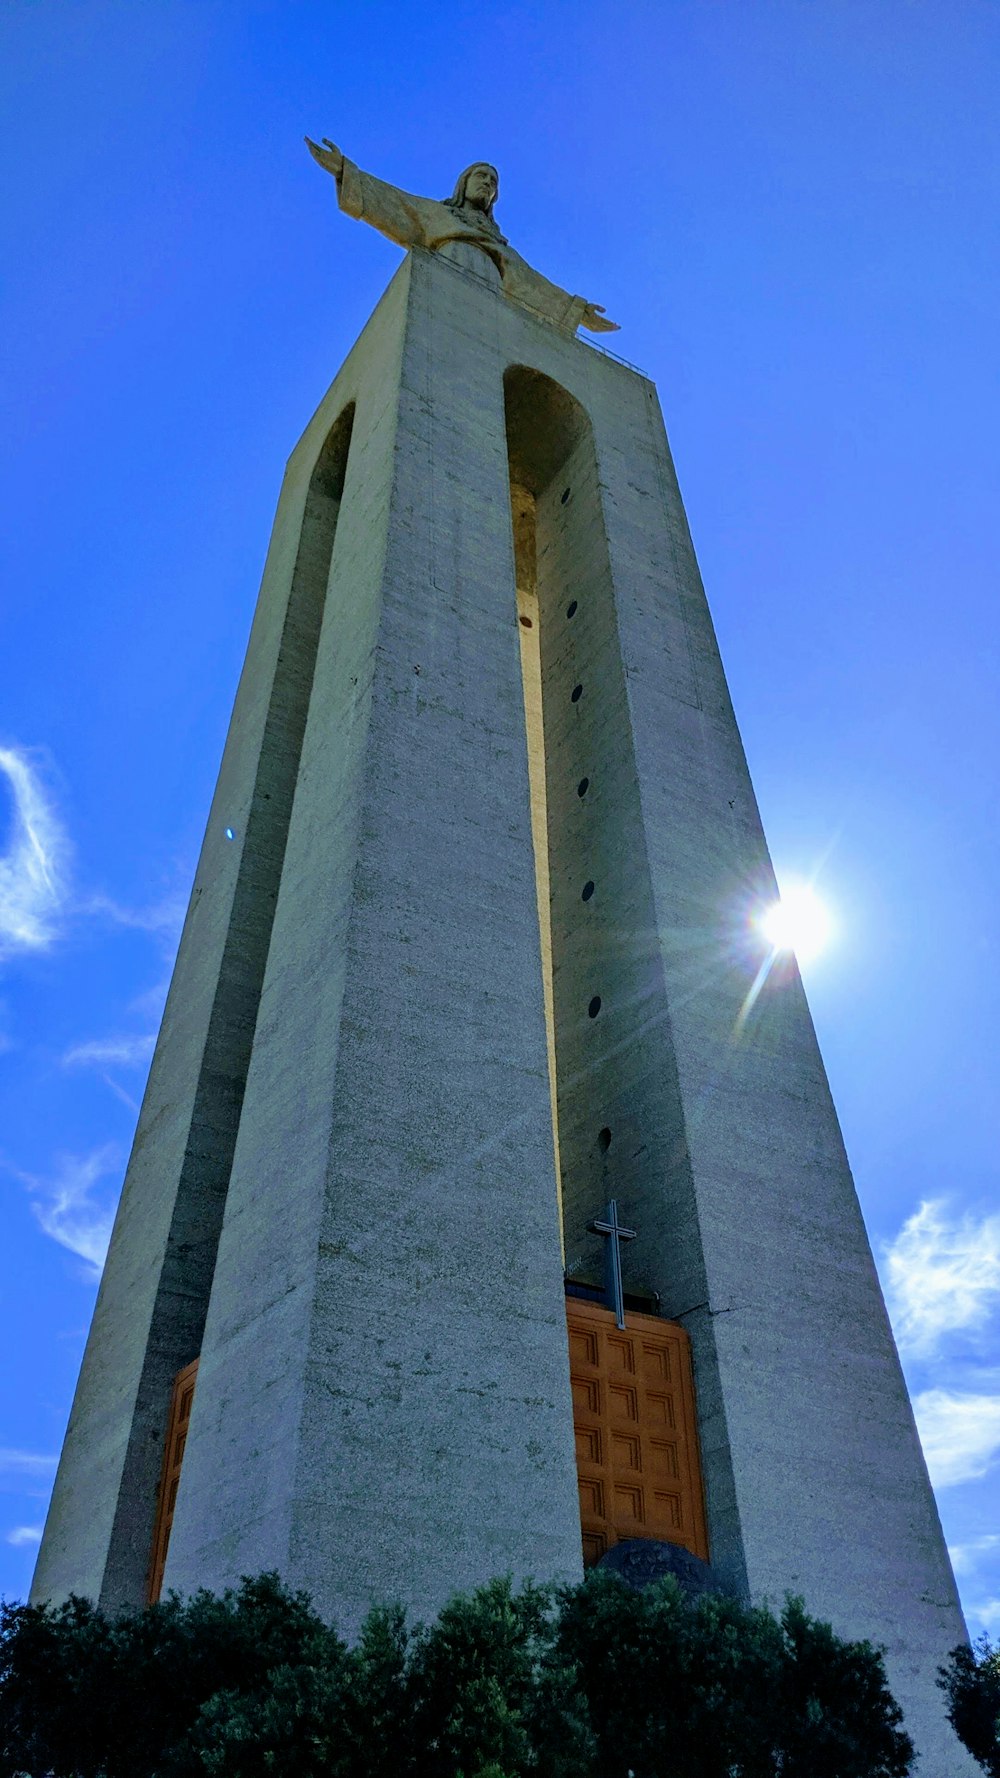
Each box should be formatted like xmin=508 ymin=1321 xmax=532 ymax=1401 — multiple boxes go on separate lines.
xmin=447 ymin=163 xmax=499 ymax=217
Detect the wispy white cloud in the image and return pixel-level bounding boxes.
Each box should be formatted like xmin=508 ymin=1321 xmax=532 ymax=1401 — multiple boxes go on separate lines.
xmin=61 ymin=1032 xmax=154 ymax=1115
xmin=913 ymin=1388 xmax=1000 ymax=1489
xmin=85 ymin=889 xmax=186 ymax=947
xmin=949 ymin=1534 xmax=1000 ymax=1578
xmin=968 ymin=1598 xmax=1000 ymax=1634
xmin=0 ymin=745 xmax=189 ymax=981
xmin=127 ymin=974 xmax=174 ymax=1033
xmin=883 ymin=1199 xmax=1000 ymax=1358
xmin=101 ymin=1076 xmax=142 ymax=1116
xmin=11 ymin=1145 xmax=124 ymax=1278
xmin=82 ymin=892 xmax=185 ymax=1058
xmin=0 ymin=1449 xmax=57 ymax=1478
xmin=62 ymin=1033 xmax=155 ymax=1070
xmin=0 ymin=747 xmax=71 ymax=963
xmin=6 ymin=1524 xmax=43 ymax=1547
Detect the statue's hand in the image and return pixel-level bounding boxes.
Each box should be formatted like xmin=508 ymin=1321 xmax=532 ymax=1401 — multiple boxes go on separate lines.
xmin=305 ymin=136 xmax=344 ymax=178
xmin=580 ymin=301 xmax=620 ymax=334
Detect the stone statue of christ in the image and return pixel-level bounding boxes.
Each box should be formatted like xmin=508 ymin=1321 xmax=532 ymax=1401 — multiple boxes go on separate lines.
xmin=305 ymin=140 xmax=619 ymax=338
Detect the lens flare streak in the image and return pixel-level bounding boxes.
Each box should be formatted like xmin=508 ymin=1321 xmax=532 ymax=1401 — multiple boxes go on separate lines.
xmin=735 ymin=949 xmax=778 ymax=1035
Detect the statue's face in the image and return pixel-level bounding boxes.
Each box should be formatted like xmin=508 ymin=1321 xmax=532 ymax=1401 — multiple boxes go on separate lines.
xmin=464 ymin=164 xmax=498 ymax=211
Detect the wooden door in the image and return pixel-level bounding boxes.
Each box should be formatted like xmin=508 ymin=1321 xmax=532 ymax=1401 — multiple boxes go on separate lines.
xmin=147 ymin=1357 xmax=199 ymax=1604
xmin=566 ymin=1298 xmax=708 ymax=1565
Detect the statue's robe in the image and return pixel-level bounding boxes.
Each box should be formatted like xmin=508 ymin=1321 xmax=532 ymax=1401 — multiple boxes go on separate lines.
xmin=335 ymin=157 xmax=592 ymax=335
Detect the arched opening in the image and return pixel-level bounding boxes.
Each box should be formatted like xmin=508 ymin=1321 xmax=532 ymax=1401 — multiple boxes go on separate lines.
xmin=502 ymin=365 xmax=677 ymax=1291
xmin=503 ymin=368 xmax=592 ymax=1247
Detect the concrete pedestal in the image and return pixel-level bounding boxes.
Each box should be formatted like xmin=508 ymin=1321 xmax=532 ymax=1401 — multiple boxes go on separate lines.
xmin=34 ymin=249 xmax=972 ymax=1771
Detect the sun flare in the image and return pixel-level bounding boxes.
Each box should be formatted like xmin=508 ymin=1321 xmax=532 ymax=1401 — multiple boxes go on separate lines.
xmin=759 ymin=883 xmax=831 ymax=963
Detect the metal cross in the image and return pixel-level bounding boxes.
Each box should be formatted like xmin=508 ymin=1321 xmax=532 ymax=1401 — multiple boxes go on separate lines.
xmin=587 ymin=1199 xmax=637 ymax=1330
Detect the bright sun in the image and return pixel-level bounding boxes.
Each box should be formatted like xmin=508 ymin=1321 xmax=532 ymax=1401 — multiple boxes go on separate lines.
xmin=759 ymin=883 xmax=832 ymax=963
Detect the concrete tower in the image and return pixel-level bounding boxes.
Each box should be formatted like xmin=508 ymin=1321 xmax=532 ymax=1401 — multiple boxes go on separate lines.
xmin=33 ymin=153 xmax=972 ymax=1770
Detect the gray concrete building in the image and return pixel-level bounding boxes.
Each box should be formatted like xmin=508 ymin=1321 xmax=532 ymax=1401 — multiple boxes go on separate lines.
xmin=33 ymin=213 xmax=973 ymax=1769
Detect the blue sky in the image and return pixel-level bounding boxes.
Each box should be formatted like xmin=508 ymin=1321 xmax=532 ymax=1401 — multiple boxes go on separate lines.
xmin=2 ymin=0 xmax=998 ymax=1631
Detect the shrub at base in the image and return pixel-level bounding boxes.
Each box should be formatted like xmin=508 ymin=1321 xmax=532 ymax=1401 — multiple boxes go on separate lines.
xmin=0 ymin=1570 xmax=916 ymax=1777
xmin=939 ymin=1636 xmax=1000 ymax=1776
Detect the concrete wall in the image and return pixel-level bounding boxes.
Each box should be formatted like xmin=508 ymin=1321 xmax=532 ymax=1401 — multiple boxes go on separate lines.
xmin=31 ymin=314 xmax=362 ymax=1614
xmin=486 ymin=292 xmax=971 ymax=1772
xmin=162 ymin=251 xmax=584 ymax=1629
xmin=35 ymin=245 xmax=972 ymax=1769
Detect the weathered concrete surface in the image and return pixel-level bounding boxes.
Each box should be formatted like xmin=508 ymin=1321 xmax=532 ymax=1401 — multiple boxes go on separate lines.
xmin=31 ymin=306 xmax=362 ymax=1615
xmin=483 ymin=284 xmax=971 ymax=1771
xmin=35 ymin=247 xmax=972 ymax=1770
xmin=162 ymin=251 xmax=584 ymax=1628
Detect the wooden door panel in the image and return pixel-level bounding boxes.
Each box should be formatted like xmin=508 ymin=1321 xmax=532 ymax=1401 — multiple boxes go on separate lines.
xmin=147 ymin=1357 xmax=199 ymax=1604
xmin=566 ymin=1298 xmax=708 ymax=1564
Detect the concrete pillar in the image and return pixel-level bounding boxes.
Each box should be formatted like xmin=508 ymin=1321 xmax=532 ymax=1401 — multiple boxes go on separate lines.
xmin=161 ymin=252 xmax=584 ymax=1626
xmin=35 ymin=247 xmax=972 ymax=1770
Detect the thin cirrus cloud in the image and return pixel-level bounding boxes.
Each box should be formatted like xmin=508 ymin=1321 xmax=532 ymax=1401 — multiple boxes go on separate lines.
xmin=11 ymin=1145 xmax=124 ymax=1278
xmin=949 ymin=1534 xmax=1000 ymax=1577
xmin=0 ymin=1449 xmax=58 ymax=1478
xmin=62 ymin=1033 xmax=156 ymax=1070
xmin=86 ymin=888 xmax=187 ymax=947
xmin=0 ymin=742 xmax=186 ymax=976
xmin=6 ymin=1525 xmax=43 ymax=1547
xmin=0 ymin=746 xmax=70 ymax=963
xmin=912 ymin=1388 xmax=1000 ymax=1489
xmin=59 ymin=1031 xmax=154 ymax=1116
xmin=883 ymin=1198 xmax=1000 ymax=1358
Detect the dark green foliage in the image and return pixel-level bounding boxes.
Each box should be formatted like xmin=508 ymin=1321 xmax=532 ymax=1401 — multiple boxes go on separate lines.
xmin=0 ymin=1574 xmax=342 ymax=1778
xmin=554 ymin=1572 xmax=912 ymax=1778
xmin=939 ymin=1636 xmax=1000 ymax=1774
xmin=400 ymin=1577 xmax=592 ymax=1778
xmin=0 ymin=1569 xmax=915 ymax=1777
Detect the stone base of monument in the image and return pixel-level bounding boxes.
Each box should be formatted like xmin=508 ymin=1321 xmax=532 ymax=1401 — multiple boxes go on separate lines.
xmin=596 ymin=1539 xmax=721 ymax=1598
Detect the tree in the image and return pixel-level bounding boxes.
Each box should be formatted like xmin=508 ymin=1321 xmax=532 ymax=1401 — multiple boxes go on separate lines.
xmin=939 ymin=1636 xmax=1000 ymax=1775
xmin=0 ymin=1575 xmax=344 ymax=1778
xmin=554 ymin=1572 xmax=912 ymax=1778
xmin=1 ymin=1570 xmax=915 ymax=1777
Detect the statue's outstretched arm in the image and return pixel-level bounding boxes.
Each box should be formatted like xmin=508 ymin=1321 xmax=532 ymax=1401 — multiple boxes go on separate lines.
xmin=502 ymin=248 xmax=619 ymax=337
xmin=305 ymin=136 xmax=429 ymax=253
xmin=579 ymin=301 xmax=620 ymax=335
